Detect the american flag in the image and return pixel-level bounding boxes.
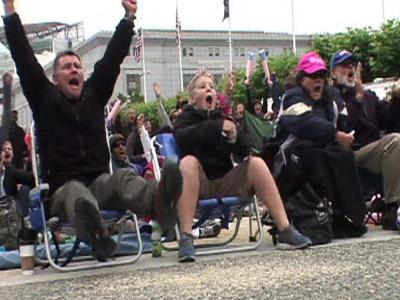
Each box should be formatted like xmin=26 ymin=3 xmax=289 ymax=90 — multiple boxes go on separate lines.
xmin=223 ymin=0 xmax=230 ymax=22
xmin=133 ymin=28 xmax=142 ymax=63
xmin=175 ymin=6 xmax=182 ymax=47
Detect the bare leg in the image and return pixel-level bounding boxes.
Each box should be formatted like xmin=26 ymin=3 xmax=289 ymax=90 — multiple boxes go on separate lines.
xmin=246 ymin=157 xmax=290 ymax=231
xmin=177 ymin=155 xmax=201 ymax=234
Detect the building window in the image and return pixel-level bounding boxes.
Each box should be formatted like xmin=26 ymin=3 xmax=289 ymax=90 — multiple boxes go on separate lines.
xmin=234 ymin=47 xmax=239 ymax=57
xmin=209 ymin=47 xmax=220 ymax=57
xmin=182 ymin=47 xmax=187 ymax=57
xmin=126 ymin=74 xmax=141 ymax=95
xmin=282 ymin=47 xmax=292 ymax=54
xmin=239 ymin=48 xmax=245 ymax=57
xmin=183 ymin=74 xmax=195 ymax=88
xmin=188 ymin=47 xmax=194 ymax=57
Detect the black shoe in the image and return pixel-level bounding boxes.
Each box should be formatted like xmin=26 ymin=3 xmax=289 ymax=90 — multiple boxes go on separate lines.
xmin=381 ymin=204 xmax=398 ymax=231
xmin=156 ymin=159 xmax=183 ymax=232
xmin=74 ymin=197 xmax=117 ymax=260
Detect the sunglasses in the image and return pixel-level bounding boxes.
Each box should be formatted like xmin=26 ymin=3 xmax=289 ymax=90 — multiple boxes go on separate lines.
xmin=113 ymin=141 xmax=126 ymax=148
xmin=305 ymin=70 xmax=328 ymax=80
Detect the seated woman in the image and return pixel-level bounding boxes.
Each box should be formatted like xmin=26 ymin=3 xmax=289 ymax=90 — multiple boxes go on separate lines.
xmin=173 ymin=70 xmax=311 ymax=263
xmin=277 ymin=51 xmax=367 ymax=239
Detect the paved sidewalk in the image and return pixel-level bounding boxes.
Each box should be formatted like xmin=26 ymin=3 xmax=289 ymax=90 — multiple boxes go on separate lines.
xmin=0 ymin=225 xmax=399 ymax=299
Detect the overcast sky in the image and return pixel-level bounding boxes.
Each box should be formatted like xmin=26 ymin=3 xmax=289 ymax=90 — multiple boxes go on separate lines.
xmin=13 ymin=0 xmax=400 ymax=39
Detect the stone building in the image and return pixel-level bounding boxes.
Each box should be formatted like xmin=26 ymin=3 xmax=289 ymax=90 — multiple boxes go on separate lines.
xmin=1 ymin=26 xmax=312 ymax=128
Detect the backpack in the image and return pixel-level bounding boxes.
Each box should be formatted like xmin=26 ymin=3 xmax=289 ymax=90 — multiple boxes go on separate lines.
xmin=285 ymin=183 xmax=333 ymax=245
xmin=0 ymin=196 xmax=22 ymax=250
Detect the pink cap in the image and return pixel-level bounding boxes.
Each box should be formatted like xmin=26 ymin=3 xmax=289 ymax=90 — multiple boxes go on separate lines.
xmin=297 ymin=51 xmax=327 ymax=74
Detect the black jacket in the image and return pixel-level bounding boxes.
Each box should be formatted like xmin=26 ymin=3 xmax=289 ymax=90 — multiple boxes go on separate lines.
xmin=335 ymin=85 xmax=395 ymax=147
xmin=278 ymin=86 xmax=346 ymax=147
xmin=9 ymin=122 xmax=28 ymax=169
xmin=174 ymin=105 xmax=249 ymax=180
xmin=4 ymin=13 xmax=135 ymax=193
xmin=3 ymin=164 xmax=35 ymax=197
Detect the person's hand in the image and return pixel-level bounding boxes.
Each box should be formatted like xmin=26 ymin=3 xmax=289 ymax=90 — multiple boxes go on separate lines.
xmin=2 ymin=72 xmax=12 ymax=86
xmin=244 ymin=77 xmax=250 ymax=87
xmin=137 ymin=113 xmax=145 ymax=127
xmin=335 ymin=131 xmax=354 ymax=151
xmin=2 ymin=0 xmax=14 ymax=6
xmin=153 ymin=82 xmax=162 ymax=99
xmin=222 ymin=119 xmax=237 ymax=143
xmin=2 ymin=0 xmax=15 ymax=16
xmin=122 ymin=0 xmax=138 ymax=15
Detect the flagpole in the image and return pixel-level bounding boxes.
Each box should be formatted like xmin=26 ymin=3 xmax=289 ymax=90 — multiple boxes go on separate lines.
xmin=382 ymin=0 xmax=386 ymax=23
xmin=291 ymin=0 xmax=296 ymax=55
xmin=141 ymin=27 xmax=148 ymax=103
xmin=178 ymin=45 xmax=184 ymax=92
xmin=228 ymin=15 xmax=233 ymax=72
xmin=176 ymin=0 xmax=184 ymax=92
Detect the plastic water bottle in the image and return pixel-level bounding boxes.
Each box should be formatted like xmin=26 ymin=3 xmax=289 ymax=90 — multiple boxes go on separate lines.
xmin=150 ymin=220 xmax=163 ymax=257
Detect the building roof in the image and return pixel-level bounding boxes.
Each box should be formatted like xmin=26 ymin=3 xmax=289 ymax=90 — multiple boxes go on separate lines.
xmin=0 ymin=21 xmax=84 ymax=43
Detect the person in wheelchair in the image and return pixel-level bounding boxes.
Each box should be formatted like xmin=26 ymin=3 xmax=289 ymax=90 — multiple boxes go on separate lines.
xmin=277 ymin=51 xmax=367 ymax=239
xmin=330 ymin=50 xmax=400 ymax=229
xmin=173 ymin=71 xmax=312 ymax=263
xmin=2 ymin=0 xmax=183 ymax=260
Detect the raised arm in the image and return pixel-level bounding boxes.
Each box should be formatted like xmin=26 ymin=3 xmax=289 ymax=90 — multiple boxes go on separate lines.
xmin=2 ymin=0 xmax=15 ymax=16
xmin=88 ymin=0 xmax=138 ymax=106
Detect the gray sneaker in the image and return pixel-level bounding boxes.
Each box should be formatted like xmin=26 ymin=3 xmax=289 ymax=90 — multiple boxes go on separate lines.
xmin=178 ymin=232 xmax=196 ymax=262
xmin=277 ymin=225 xmax=312 ymax=250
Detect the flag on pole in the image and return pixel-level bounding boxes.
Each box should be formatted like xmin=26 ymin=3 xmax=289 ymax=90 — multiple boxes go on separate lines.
xmin=133 ymin=28 xmax=143 ymax=63
xmin=175 ymin=5 xmax=182 ymax=47
xmin=223 ymin=0 xmax=229 ymax=22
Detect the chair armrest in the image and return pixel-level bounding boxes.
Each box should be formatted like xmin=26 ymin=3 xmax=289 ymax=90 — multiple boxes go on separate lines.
xmin=29 ymin=183 xmax=50 ymax=205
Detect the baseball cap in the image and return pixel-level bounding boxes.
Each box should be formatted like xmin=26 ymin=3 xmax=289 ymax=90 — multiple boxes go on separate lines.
xmin=109 ymin=134 xmax=125 ymax=148
xmin=330 ymin=50 xmax=356 ymax=69
xmin=297 ymin=51 xmax=327 ymax=74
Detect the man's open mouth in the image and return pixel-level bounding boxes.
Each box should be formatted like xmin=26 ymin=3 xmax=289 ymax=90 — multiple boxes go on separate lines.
xmin=69 ymin=78 xmax=80 ymax=87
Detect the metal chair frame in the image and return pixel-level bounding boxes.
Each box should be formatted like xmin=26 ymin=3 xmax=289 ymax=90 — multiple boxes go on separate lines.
xmin=29 ymin=122 xmax=143 ymax=272
xmin=150 ymin=133 xmax=263 ymax=256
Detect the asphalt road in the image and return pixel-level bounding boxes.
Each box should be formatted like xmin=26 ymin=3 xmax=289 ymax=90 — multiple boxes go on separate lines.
xmin=0 ymin=226 xmax=399 ymax=300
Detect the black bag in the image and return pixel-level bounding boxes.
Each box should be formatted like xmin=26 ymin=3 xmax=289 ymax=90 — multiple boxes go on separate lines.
xmin=0 ymin=196 xmax=22 ymax=250
xmin=285 ymin=183 xmax=333 ymax=245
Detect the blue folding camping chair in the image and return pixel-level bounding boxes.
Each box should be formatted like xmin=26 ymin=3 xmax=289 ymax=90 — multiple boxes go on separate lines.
xmin=151 ymin=133 xmax=263 ymax=256
xmin=29 ymin=122 xmax=143 ymax=272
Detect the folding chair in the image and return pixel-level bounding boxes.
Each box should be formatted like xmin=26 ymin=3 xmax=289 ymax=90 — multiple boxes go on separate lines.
xmin=151 ymin=133 xmax=263 ymax=256
xmin=28 ymin=122 xmax=143 ymax=272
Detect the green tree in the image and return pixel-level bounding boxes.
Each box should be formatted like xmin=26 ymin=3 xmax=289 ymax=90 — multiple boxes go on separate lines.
xmin=370 ymin=19 xmax=400 ymax=78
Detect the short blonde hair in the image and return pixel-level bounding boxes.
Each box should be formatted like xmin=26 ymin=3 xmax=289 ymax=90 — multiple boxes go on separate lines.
xmin=187 ymin=70 xmax=215 ymax=97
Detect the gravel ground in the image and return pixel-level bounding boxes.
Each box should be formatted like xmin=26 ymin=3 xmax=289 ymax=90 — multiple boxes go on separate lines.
xmin=1 ymin=237 xmax=400 ymax=300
